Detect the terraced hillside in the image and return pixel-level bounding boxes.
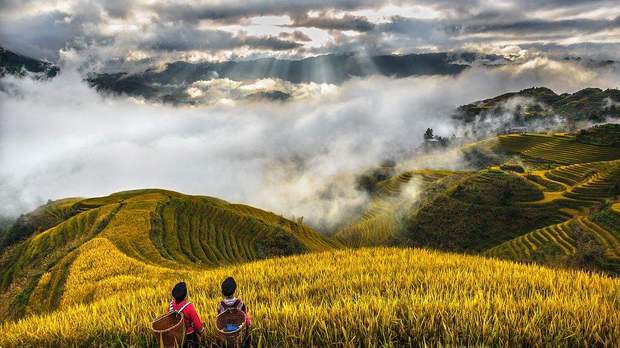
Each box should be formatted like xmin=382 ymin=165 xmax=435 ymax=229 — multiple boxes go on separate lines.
xmin=575 ymin=123 xmax=620 ymax=147
xmin=2 ymin=122 xmax=620 ymax=345
xmin=403 ymin=169 xmax=567 ymax=252
xmin=485 ymin=207 xmax=620 ymax=274
xmin=336 ymin=125 xmax=620 ymax=274
xmin=494 ymin=133 xmax=620 ymax=166
xmin=336 ymin=170 xmax=459 ymax=246
xmin=0 ymin=189 xmax=339 ymax=320
xmin=0 ymin=197 xmax=82 ymax=250
xmin=473 ymin=136 xmax=620 ymax=273
xmin=337 ymin=168 xmax=566 ymax=251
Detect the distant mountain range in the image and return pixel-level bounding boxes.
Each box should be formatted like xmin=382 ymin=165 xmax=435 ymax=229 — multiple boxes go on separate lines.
xmin=2 ymin=46 xmax=619 ymax=123
xmin=87 ymin=52 xmax=506 ymax=101
xmin=0 ymin=47 xmax=58 ymax=78
xmin=1 ymin=46 xmax=510 ymax=103
xmin=453 ymin=86 xmax=620 ymax=125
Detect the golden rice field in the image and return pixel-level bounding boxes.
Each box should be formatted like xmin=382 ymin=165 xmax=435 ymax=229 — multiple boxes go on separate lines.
xmin=1 ymin=238 xmax=619 ymax=347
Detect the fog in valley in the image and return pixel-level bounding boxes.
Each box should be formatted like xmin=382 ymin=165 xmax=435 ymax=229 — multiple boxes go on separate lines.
xmin=1 ymin=54 xmax=619 ymax=231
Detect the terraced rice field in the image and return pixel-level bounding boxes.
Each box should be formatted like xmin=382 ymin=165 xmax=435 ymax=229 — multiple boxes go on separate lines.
xmin=496 ymin=134 xmax=620 ymax=165
xmin=481 ymin=147 xmax=620 ymax=273
xmin=531 ymin=161 xmax=619 ymax=211
xmin=336 ymin=170 xmax=456 ymax=246
xmin=485 ymin=211 xmax=620 ymax=272
xmin=485 ymin=220 xmax=576 ymax=260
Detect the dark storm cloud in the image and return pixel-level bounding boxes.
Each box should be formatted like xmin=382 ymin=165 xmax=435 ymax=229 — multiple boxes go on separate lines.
xmin=150 ymin=0 xmax=379 ymax=22
xmin=0 ymin=9 xmax=110 ymax=61
xmin=0 ymin=11 xmax=72 ymax=59
xmin=1 ymin=0 xmax=620 ymax=64
xmin=289 ymin=14 xmax=375 ymax=32
xmin=144 ymin=25 xmax=300 ymax=52
xmin=145 ymin=27 xmax=239 ymax=51
xmin=243 ymin=36 xmax=302 ymax=50
xmin=377 ymin=16 xmax=440 ymax=37
xmin=464 ymin=16 xmax=620 ymax=35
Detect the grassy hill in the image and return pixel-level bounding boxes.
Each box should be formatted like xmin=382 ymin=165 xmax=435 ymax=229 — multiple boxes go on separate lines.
xmin=483 ymin=159 xmax=620 ymax=274
xmin=338 ymin=168 xmax=565 ymax=250
xmin=336 ymin=125 xmax=620 ymax=274
xmin=336 ymin=169 xmax=458 ymax=247
xmin=0 ymin=189 xmax=339 ymax=320
xmin=1 ymin=245 xmax=618 ymax=347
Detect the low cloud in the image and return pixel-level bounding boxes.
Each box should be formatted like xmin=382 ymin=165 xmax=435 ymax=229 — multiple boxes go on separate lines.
xmin=1 ymin=55 xmax=619 ymax=231
xmin=185 ymin=78 xmax=336 ymax=104
xmin=289 ymin=14 xmax=376 ymax=32
xmin=278 ymin=31 xmax=312 ymax=42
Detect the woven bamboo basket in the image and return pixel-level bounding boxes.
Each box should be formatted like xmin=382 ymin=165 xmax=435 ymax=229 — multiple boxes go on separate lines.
xmin=152 ymin=312 xmax=186 ymax=348
xmin=215 ymin=309 xmax=248 ymax=347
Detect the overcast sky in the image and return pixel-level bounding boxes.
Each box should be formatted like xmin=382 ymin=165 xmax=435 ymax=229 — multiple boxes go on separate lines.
xmin=1 ymin=0 xmax=619 ymax=64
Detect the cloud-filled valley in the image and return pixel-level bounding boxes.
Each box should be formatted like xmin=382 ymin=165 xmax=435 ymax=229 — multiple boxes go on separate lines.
xmin=1 ymin=54 xmax=619 ymax=231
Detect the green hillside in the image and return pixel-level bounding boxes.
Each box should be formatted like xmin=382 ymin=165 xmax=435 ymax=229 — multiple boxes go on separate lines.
xmin=338 ymin=168 xmax=565 ymax=251
xmin=575 ymin=123 xmax=620 ymax=147
xmin=336 ymin=124 xmax=620 ymax=274
xmin=336 ymin=169 xmax=459 ymax=246
xmin=0 ymin=189 xmax=339 ymax=320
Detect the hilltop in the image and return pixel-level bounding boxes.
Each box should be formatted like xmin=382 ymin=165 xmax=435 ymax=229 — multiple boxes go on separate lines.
xmin=575 ymin=123 xmax=620 ymax=147
xmin=453 ymin=87 xmax=620 ymax=124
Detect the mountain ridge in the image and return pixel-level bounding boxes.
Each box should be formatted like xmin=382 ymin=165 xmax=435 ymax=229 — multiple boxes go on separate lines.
xmin=453 ymin=86 xmax=620 ymax=124
xmin=0 ymin=46 xmax=58 ymax=78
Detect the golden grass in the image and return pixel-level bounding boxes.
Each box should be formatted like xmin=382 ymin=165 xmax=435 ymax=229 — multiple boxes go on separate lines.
xmin=1 ymin=239 xmax=619 ymax=347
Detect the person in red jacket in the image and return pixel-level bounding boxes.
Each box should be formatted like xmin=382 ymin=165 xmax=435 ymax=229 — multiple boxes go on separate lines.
xmin=169 ymin=282 xmax=204 ymax=348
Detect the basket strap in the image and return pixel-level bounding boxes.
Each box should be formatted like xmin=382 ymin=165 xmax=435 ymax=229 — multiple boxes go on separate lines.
xmin=177 ymin=301 xmax=191 ymax=315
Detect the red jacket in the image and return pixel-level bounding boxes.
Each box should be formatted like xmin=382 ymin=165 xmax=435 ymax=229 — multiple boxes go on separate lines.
xmin=169 ymin=299 xmax=203 ymax=334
